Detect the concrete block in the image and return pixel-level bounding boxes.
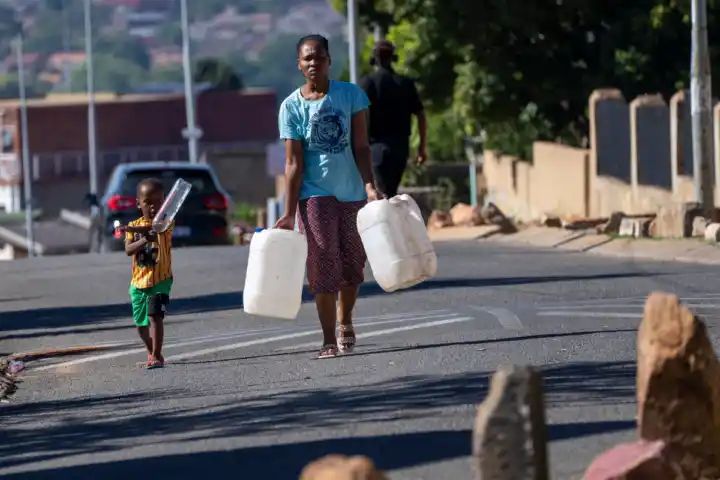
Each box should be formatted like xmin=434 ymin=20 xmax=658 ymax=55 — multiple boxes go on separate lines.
xmin=473 ymin=365 xmax=548 ymax=480
xmin=705 ymin=223 xmax=720 ymax=242
xmin=654 ymin=202 xmax=699 ymax=238
xmin=638 ymin=293 xmax=720 ymax=479
xmin=619 ymin=218 xmax=638 ymax=237
xmin=693 ymin=216 xmax=708 ymax=237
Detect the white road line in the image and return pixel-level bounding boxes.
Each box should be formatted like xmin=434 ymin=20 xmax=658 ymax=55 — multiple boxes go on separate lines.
xmin=470 ymin=306 xmax=523 ymax=330
xmin=31 ymin=311 xmax=454 ymax=371
xmin=356 ymin=312 xmax=455 ymax=327
xmin=167 ymin=330 xmax=318 ymax=361
xmin=537 ymin=294 xmax=720 ymax=309
xmin=170 ymin=316 xmax=476 ymax=361
xmin=34 ymin=328 xmax=288 ymax=372
xmin=537 ymin=311 xmax=641 ymax=319
xmin=354 ymin=309 xmax=449 ymax=321
xmin=538 ymin=303 xmax=720 ymax=311
xmin=278 ymin=314 xmax=469 ymax=351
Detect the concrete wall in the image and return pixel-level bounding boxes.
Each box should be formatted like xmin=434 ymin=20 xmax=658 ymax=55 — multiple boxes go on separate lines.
xmin=483 ymin=151 xmax=526 ymax=218
xmin=482 ymin=89 xmax=720 ymax=221
xmin=671 ymin=91 xmax=694 ymax=200
xmin=589 ymin=89 xmax=631 ymax=183
xmin=530 ymin=142 xmax=589 ymax=219
xmin=630 ymin=94 xmax=672 ymax=191
xmin=484 ymin=143 xmax=590 ymax=221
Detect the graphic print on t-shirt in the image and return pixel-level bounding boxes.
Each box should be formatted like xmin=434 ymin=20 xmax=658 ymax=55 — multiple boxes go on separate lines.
xmin=309 ymin=105 xmax=348 ymax=154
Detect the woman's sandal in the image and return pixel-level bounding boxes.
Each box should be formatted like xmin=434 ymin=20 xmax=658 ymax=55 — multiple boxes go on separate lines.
xmin=337 ymin=324 xmax=356 ymax=353
xmin=317 ymin=344 xmax=338 ymax=359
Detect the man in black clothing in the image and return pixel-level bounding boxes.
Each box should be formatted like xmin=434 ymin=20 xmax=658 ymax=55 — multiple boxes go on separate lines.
xmin=359 ymin=40 xmax=427 ymax=198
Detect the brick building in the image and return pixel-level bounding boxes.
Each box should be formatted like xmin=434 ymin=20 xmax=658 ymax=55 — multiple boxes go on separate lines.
xmin=0 ymin=88 xmax=277 ymax=216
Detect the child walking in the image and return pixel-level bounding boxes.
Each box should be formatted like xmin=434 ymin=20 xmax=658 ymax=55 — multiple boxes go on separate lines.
xmin=122 ymin=178 xmax=174 ymax=369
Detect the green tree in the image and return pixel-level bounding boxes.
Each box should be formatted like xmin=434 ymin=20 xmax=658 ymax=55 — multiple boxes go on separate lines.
xmin=71 ymin=54 xmax=147 ymax=94
xmin=96 ymin=34 xmax=151 ymax=71
xmin=332 ymin=0 xmax=720 ymax=159
xmin=194 ymin=58 xmax=243 ymax=91
xmin=148 ymin=65 xmax=184 ymax=84
xmin=0 ymin=73 xmax=51 ymax=99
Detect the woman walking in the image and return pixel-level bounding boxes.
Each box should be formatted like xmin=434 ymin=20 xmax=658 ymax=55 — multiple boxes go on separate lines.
xmin=275 ymin=34 xmax=381 ymax=359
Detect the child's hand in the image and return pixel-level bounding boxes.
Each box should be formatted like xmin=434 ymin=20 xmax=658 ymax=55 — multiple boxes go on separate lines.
xmin=144 ymin=230 xmax=158 ymax=242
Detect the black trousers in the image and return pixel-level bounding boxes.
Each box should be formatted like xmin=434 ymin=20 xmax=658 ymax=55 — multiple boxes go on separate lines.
xmin=370 ymin=140 xmax=409 ymax=198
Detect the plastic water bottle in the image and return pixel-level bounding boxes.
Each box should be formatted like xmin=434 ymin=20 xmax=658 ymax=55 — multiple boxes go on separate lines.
xmin=152 ymin=178 xmax=192 ymax=233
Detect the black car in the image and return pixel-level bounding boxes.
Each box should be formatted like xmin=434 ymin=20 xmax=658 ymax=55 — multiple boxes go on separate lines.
xmin=89 ymin=162 xmax=232 ymax=252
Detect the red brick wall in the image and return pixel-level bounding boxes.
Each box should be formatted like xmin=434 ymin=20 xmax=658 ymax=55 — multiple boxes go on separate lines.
xmin=7 ymin=90 xmax=277 ymax=155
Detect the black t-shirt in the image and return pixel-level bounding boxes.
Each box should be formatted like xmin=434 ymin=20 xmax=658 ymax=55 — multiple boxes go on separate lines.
xmin=359 ymin=67 xmax=423 ymax=143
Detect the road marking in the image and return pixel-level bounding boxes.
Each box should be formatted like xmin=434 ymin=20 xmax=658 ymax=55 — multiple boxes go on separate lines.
xmin=31 ymin=311 xmax=454 ymax=371
xmin=536 ymin=294 xmax=720 ymax=309
xmin=356 ymin=312 xmax=456 ymax=327
xmin=537 ymin=311 xmax=641 ymax=319
xmin=539 ymin=303 xmax=720 ymax=310
xmin=170 ymin=316 xmax=476 ymax=361
xmin=34 ymin=328 xmax=287 ymax=371
xmin=470 ymin=306 xmax=523 ymax=330
xmin=278 ymin=314 xmax=471 ymax=351
xmin=354 ymin=309 xmax=449 ymax=321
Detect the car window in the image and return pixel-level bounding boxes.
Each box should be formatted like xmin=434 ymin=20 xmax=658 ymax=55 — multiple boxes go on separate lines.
xmin=120 ymin=169 xmax=217 ymax=196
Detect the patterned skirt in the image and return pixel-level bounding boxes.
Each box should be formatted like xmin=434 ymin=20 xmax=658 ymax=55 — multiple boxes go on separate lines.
xmin=298 ymin=196 xmax=367 ymax=294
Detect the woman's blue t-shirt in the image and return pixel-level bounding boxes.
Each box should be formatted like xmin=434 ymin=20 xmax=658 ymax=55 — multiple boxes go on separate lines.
xmin=278 ymin=80 xmax=370 ymax=202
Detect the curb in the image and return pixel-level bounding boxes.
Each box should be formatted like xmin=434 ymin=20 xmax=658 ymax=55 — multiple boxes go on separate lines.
xmin=483 ymin=227 xmax=720 ymax=265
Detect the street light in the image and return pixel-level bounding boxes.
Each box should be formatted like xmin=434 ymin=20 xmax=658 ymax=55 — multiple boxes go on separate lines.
xmin=180 ymin=0 xmax=201 ymax=163
xmin=84 ymin=0 xmax=98 ymax=215
xmin=691 ymin=0 xmax=715 ymax=219
xmin=464 ymin=135 xmax=484 ymax=208
xmin=15 ymin=33 xmax=34 ymax=256
xmin=347 ymin=0 xmax=359 ymax=84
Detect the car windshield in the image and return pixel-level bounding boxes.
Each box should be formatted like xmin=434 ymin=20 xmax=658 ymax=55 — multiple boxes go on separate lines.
xmin=120 ymin=169 xmax=217 ymax=196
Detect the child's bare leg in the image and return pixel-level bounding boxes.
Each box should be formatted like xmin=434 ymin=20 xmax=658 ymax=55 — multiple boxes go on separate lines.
xmin=137 ymin=326 xmax=152 ymax=354
xmin=150 ymin=314 xmax=164 ymax=362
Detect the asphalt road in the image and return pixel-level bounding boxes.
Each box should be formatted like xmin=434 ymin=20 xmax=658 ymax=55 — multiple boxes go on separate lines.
xmin=2 ymin=240 xmax=720 ymax=479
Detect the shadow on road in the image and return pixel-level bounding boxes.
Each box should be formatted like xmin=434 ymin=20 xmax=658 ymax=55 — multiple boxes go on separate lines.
xmin=0 ymin=271 xmax=659 ymax=336
xmin=0 ymin=418 xmax=635 ymax=480
xmin=1 ymin=361 xmax=635 ymax=478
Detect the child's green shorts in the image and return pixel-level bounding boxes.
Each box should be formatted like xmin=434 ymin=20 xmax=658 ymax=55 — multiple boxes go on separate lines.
xmin=128 ymin=278 xmax=173 ymax=327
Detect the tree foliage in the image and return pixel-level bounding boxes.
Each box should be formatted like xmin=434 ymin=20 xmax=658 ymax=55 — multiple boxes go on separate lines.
xmin=96 ymin=34 xmax=151 ymax=71
xmin=333 ymin=0 xmax=720 ymax=159
xmin=194 ymin=58 xmax=244 ymax=91
xmin=70 ymin=54 xmax=147 ymax=93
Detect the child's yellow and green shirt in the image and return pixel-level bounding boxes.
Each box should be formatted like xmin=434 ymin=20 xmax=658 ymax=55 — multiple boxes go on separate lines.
xmin=126 ymin=217 xmax=173 ymax=289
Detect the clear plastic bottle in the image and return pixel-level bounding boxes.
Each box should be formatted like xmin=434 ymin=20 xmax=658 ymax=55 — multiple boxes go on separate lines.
xmin=152 ymin=178 xmax=192 ymax=233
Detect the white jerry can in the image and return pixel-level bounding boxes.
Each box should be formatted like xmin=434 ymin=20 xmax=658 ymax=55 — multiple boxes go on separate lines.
xmin=357 ymin=194 xmax=437 ymax=292
xmin=243 ymin=229 xmax=307 ymax=319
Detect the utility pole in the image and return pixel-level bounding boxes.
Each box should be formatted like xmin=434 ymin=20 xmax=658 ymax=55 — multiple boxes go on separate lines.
xmin=16 ymin=34 xmax=34 ymax=256
xmin=84 ymin=0 xmax=98 ymax=215
xmin=347 ymin=0 xmax=359 ymax=84
xmin=373 ymin=23 xmax=383 ymax=42
xmin=691 ymin=0 xmax=715 ymax=219
xmin=180 ymin=0 xmax=201 ymax=163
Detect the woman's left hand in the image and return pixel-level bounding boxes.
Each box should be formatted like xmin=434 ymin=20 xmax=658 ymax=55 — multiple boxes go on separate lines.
xmin=365 ymin=183 xmax=383 ymax=202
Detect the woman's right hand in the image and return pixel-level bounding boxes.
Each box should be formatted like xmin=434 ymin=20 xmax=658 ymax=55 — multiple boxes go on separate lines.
xmin=274 ymin=214 xmax=295 ymax=230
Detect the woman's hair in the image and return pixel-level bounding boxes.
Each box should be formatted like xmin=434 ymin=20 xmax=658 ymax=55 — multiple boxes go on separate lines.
xmin=296 ymin=34 xmax=330 ymax=56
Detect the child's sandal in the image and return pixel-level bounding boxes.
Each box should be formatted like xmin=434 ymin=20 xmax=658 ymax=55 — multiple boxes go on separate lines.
xmin=337 ymin=324 xmax=356 ymax=353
